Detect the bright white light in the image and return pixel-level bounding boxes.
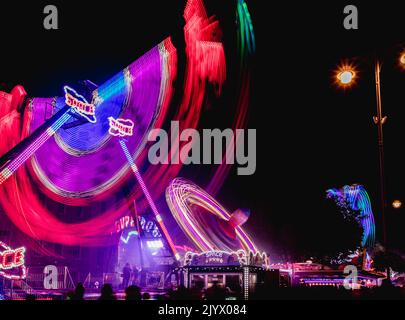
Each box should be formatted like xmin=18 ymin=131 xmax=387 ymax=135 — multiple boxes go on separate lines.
xmin=339 ymin=71 xmax=354 ymax=84
xmin=392 ymin=200 xmax=402 ymax=209
xmin=400 ymin=54 xmax=405 ymax=67
xmin=334 ymin=63 xmax=357 ymax=88
xmin=146 ymin=240 xmax=164 ymax=249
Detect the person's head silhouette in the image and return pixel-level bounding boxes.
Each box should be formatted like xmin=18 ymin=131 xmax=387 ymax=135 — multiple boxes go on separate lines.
xmin=99 ymin=284 xmax=116 ymax=300
xmin=125 ymin=285 xmax=141 ymax=300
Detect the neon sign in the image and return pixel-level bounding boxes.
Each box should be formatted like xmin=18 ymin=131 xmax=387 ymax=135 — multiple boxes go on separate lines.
xmin=64 ymin=86 xmax=97 ymax=123
xmin=0 ymin=242 xmax=27 ymax=280
xmin=115 ymin=215 xmax=135 ymax=233
xmin=108 ymin=117 xmax=134 ymax=137
xmin=184 ymin=250 xmax=269 ymax=269
xmin=120 ymin=231 xmax=139 ymax=244
xmin=184 ymin=250 xmax=244 ymax=267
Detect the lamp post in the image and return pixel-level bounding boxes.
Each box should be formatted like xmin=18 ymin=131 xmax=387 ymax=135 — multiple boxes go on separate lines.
xmin=334 ymin=55 xmax=401 ymax=282
xmin=372 ymin=60 xmax=388 ymax=251
xmin=372 ymin=61 xmax=392 ymax=282
xmin=334 ymin=62 xmax=357 ymax=89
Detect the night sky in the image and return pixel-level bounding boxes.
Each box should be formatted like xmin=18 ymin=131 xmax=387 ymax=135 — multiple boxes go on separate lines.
xmin=1 ymin=1 xmax=405 ymax=261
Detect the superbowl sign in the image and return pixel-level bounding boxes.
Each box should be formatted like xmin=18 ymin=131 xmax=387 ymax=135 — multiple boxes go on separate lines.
xmin=108 ymin=117 xmax=134 ymax=137
xmin=64 ymin=86 xmax=97 ymax=123
xmin=0 ymin=241 xmax=26 ymax=280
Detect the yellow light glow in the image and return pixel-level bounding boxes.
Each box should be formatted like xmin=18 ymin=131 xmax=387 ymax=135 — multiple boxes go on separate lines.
xmin=399 ymin=52 xmax=405 ymax=69
xmin=392 ymin=200 xmax=402 ymax=209
xmin=334 ymin=62 xmax=358 ymax=88
xmin=338 ymin=70 xmax=354 ymax=84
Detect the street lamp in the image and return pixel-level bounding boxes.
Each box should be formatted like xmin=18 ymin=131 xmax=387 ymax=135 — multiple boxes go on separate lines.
xmin=334 ymin=52 xmax=405 ymax=282
xmin=334 ymin=59 xmax=388 ymax=243
xmin=334 ymin=63 xmax=357 ymax=88
xmin=399 ymin=51 xmax=405 ymax=69
xmin=372 ymin=60 xmax=388 ymax=249
xmin=392 ymin=200 xmax=402 ymax=209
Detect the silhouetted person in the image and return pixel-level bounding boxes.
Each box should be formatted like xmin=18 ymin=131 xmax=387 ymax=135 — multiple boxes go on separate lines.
xmin=125 ymin=285 xmax=141 ymax=300
xmin=122 ymin=263 xmax=131 ymax=289
xmin=142 ymin=292 xmax=151 ymax=300
xmin=99 ymin=284 xmax=116 ymax=300
xmin=72 ymin=282 xmax=85 ymax=300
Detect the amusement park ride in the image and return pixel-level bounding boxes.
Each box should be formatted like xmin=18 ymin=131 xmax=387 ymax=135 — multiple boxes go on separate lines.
xmin=0 ymin=0 xmax=267 ymax=297
xmin=0 ymin=1 xmax=387 ymax=300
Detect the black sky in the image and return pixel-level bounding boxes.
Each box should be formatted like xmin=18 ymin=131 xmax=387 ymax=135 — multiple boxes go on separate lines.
xmin=1 ymin=1 xmax=405 ymax=260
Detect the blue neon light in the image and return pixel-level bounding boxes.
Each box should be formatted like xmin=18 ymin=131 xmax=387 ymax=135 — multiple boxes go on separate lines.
xmin=326 ymin=185 xmax=376 ymax=248
xmin=120 ymin=230 xmax=139 ymax=244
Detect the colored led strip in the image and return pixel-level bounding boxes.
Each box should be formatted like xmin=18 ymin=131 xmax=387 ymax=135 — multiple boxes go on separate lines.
xmin=120 ymin=230 xmax=139 ymax=244
xmin=237 ymin=0 xmax=256 ymax=55
xmin=0 ymin=109 xmax=72 ymax=185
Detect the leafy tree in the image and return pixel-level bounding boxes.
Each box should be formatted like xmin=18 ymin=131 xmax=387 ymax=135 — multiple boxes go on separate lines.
xmin=306 ymin=199 xmax=363 ymax=266
xmin=372 ymin=244 xmax=405 ymax=273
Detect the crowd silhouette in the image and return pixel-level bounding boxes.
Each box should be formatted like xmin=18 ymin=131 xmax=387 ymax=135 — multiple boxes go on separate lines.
xmin=58 ymin=281 xmax=237 ymax=300
xmin=21 ymin=278 xmax=405 ymax=300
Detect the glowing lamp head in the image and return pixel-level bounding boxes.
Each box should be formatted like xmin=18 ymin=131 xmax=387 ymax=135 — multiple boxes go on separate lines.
xmin=338 ymin=71 xmax=354 ymax=84
xmin=334 ymin=62 xmax=357 ymax=88
xmin=392 ymin=200 xmax=402 ymax=209
xmin=399 ymin=52 xmax=405 ymax=69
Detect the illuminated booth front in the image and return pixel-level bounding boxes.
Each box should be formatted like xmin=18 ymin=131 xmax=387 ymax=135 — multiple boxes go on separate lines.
xmin=115 ymin=213 xmax=175 ymax=290
xmin=176 ymin=250 xmax=268 ymax=300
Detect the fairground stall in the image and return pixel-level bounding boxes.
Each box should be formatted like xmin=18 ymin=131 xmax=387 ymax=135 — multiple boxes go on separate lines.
xmin=175 ymin=250 xmax=269 ymax=300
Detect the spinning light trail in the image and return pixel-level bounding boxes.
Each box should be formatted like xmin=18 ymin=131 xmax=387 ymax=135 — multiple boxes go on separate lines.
xmin=237 ymin=0 xmax=256 ymax=56
xmin=29 ymin=39 xmax=176 ymax=200
xmin=0 ymin=85 xmax=97 ymax=186
xmin=207 ymin=0 xmax=255 ymax=195
xmin=326 ymin=184 xmax=376 ymax=248
xmin=0 ymin=39 xmax=178 ymax=247
xmin=0 ymin=106 xmax=72 ymax=185
xmin=166 ymin=178 xmax=258 ymax=253
xmin=0 ymin=0 xmax=254 ymax=255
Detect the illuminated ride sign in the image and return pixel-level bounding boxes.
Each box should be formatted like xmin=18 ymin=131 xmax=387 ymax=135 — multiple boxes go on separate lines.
xmin=115 ymin=215 xmax=135 ymax=233
xmin=183 ymin=250 xmax=269 ymax=268
xmin=0 ymin=242 xmax=26 ymax=280
xmin=108 ymin=117 xmax=134 ymax=137
xmin=64 ymin=86 xmax=97 ymax=123
xmin=184 ymin=250 xmax=246 ymax=267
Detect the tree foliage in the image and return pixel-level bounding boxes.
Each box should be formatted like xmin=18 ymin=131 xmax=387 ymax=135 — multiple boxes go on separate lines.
xmin=372 ymin=245 xmax=405 ymax=273
xmin=306 ymin=199 xmax=363 ymax=266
